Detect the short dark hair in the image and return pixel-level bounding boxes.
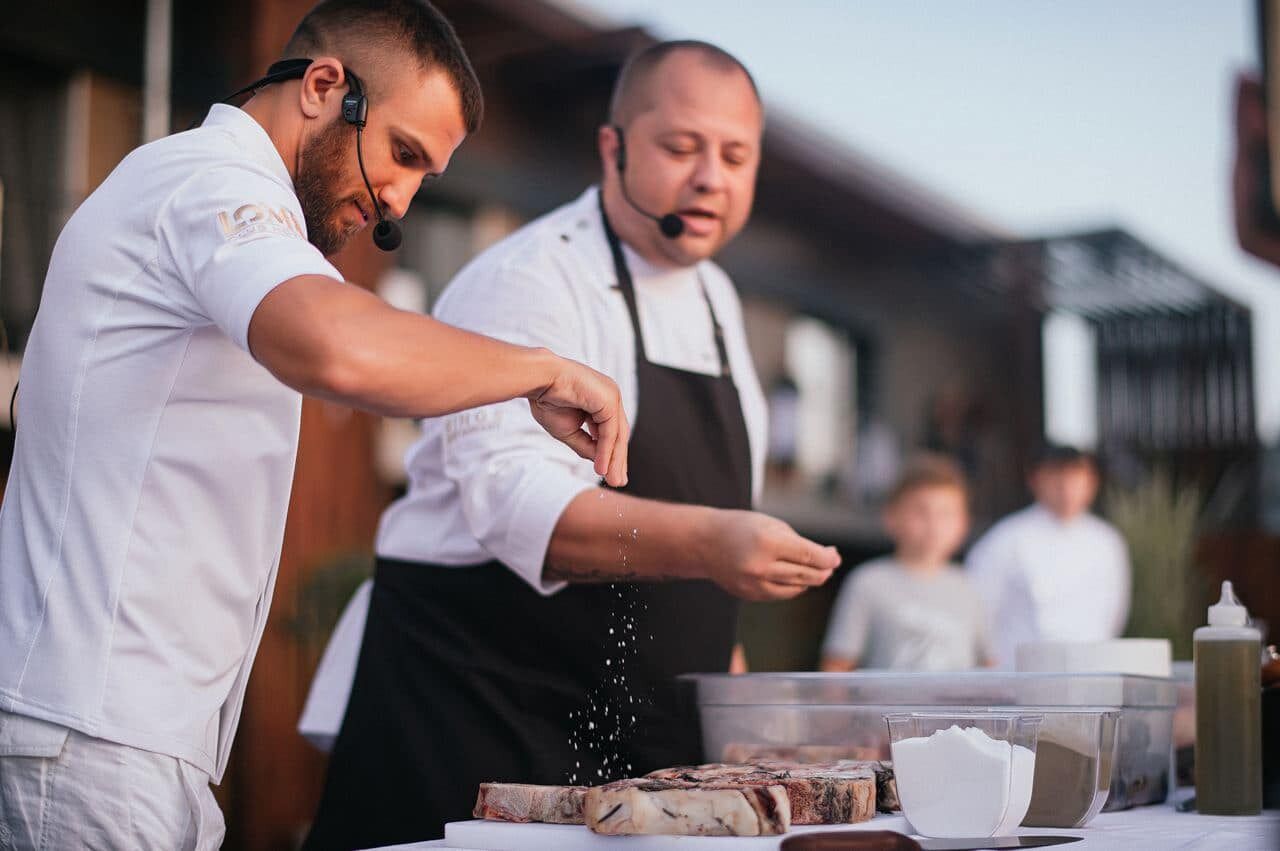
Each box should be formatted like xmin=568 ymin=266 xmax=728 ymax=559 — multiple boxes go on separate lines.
xmin=1033 ymin=444 xmax=1097 ymax=471
xmin=887 ymin=453 xmax=970 ymax=506
xmin=285 ymin=0 xmax=483 ymax=134
xmin=608 ymin=40 xmax=761 ymax=126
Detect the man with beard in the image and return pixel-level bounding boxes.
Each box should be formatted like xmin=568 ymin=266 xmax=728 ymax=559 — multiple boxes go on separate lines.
xmin=0 ymin=2 xmax=627 ymax=848
xmin=301 ymin=41 xmax=840 ymax=849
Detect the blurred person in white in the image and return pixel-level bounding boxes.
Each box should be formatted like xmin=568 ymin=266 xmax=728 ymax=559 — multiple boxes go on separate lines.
xmin=300 ymin=40 xmax=840 ymax=849
xmin=822 ymin=454 xmax=992 ymax=672
xmin=966 ymin=445 xmax=1131 ymax=669
xmin=0 ymin=2 xmax=632 ymax=848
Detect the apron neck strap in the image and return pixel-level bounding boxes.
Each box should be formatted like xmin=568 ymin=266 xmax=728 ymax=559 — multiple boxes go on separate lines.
xmin=597 ymin=191 xmax=731 ymax=376
xmin=598 ymin=190 xmax=649 ymax=363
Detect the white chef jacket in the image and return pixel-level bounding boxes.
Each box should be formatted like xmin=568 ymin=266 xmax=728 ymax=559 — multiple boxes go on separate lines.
xmin=965 ymin=504 xmax=1132 ymax=669
xmin=298 ymin=186 xmax=767 ymax=747
xmin=0 ymin=104 xmax=343 ymax=781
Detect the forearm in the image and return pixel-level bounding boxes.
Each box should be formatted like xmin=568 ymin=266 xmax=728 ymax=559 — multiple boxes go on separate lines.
xmin=337 ymin=311 xmax=560 ymax=418
xmin=250 ymin=276 xmax=560 ymax=418
xmin=544 ymin=488 xmax=718 ymax=583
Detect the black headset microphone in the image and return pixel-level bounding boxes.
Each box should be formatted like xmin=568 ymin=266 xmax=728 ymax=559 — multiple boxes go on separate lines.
xmin=221 ymin=59 xmax=401 ymax=252
xmin=340 ymin=70 xmax=402 ymax=251
xmin=612 ymin=125 xmax=684 ymax=239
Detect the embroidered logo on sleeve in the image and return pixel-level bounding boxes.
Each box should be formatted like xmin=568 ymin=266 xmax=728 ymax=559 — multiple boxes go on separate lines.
xmin=217 ymin=203 xmax=305 ymax=243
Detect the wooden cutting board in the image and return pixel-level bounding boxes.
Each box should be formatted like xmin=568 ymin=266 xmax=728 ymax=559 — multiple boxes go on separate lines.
xmin=427 ymin=815 xmax=912 ymax=850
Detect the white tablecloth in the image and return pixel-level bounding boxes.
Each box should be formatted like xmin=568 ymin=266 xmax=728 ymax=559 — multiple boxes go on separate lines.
xmin=374 ymin=796 xmax=1279 ymax=851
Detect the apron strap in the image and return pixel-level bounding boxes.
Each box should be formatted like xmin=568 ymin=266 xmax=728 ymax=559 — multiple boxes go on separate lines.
xmin=698 ymin=276 xmax=733 ymax=378
xmin=598 ymin=190 xmax=731 ymax=377
xmin=599 ymin=191 xmax=650 ymax=364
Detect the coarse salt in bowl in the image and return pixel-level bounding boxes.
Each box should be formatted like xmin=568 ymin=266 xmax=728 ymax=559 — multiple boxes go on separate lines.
xmin=884 ymin=711 xmax=1043 ymax=838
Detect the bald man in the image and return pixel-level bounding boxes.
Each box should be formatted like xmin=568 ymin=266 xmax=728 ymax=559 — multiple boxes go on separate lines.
xmin=301 ymin=40 xmax=840 ymax=847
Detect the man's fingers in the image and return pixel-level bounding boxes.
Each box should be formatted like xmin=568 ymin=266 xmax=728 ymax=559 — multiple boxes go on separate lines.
xmin=606 ymin=413 xmax=629 ymax=487
xmin=757 ymin=581 xmax=807 ymax=601
xmin=775 ymin=534 xmax=841 ymax=571
xmin=559 ymin=427 xmax=598 ymax=462
xmin=766 ymin=562 xmax=834 ymax=588
xmin=590 ymin=412 xmax=615 ymax=481
xmin=588 ymin=383 xmax=628 ymax=487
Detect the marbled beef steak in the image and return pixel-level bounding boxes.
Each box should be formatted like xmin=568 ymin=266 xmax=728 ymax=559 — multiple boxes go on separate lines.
xmin=472 ymin=783 xmax=587 ymax=824
xmin=584 ymin=780 xmax=790 ymax=836
xmin=471 ymin=760 xmax=898 ymax=830
xmin=645 ymin=761 xmax=877 ymax=824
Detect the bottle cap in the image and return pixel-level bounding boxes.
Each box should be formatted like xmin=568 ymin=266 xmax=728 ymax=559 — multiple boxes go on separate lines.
xmin=1207 ymin=580 xmax=1249 ymax=627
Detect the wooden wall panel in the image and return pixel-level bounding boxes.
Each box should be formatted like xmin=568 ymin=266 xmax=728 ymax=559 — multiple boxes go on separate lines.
xmin=1197 ymin=531 xmax=1280 ymax=646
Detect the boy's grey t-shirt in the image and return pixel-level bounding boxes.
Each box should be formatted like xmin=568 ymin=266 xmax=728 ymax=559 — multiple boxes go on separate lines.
xmin=822 ymin=557 xmax=991 ymax=671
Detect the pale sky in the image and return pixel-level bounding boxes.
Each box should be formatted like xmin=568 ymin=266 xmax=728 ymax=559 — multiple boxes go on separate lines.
xmin=571 ymin=0 xmax=1280 ymax=443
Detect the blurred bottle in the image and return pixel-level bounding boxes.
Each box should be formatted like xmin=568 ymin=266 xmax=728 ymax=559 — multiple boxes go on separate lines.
xmin=1194 ymin=580 xmax=1262 ymax=814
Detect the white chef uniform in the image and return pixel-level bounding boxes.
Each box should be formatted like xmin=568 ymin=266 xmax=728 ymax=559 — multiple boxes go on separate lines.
xmin=297 ymin=186 xmax=767 ymax=748
xmin=0 ymin=104 xmax=342 ymax=847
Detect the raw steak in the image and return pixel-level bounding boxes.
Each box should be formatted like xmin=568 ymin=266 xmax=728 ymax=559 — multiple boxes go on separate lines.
xmin=645 ymin=761 xmax=875 ymax=824
xmin=472 ymin=783 xmax=587 ymax=824
xmin=584 ymin=780 xmax=790 ymax=836
xmin=871 ymin=761 xmax=899 ymax=812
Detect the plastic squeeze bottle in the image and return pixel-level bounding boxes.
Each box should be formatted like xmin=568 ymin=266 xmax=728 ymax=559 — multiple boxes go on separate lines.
xmin=1194 ymin=580 xmax=1262 ymax=814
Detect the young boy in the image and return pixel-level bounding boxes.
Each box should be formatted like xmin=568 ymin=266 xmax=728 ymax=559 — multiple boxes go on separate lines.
xmin=821 ymin=454 xmax=991 ymax=671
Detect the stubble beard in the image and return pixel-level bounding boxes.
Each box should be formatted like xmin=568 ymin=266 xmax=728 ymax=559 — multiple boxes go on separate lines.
xmin=296 ymin=116 xmax=363 ymax=257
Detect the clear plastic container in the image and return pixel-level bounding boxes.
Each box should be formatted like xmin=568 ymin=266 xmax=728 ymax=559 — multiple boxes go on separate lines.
xmin=884 ymin=711 xmax=1042 ymax=838
xmin=683 ymin=671 xmax=1176 ymax=811
xmin=1021 ymin=708 xmax=1119 ymax=827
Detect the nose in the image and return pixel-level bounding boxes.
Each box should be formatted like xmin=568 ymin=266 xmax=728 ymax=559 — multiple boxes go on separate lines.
xmin=378 ymin=176 xmax=417 ymax=221
xmin=691 ymin=148 xmax=728 ymax=194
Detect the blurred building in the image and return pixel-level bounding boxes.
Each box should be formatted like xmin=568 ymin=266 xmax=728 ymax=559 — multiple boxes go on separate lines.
xmin=0 ymin=1 xmax=1265 ymax=848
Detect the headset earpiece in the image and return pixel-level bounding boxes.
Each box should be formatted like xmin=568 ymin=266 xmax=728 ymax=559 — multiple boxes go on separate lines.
xmin=608 ymin=123 xmax=685 ymax=240
xmin=613 ymin=125 xmax=627 ymax=173
xmin=341 ymin=70 xmax=368 ymax=127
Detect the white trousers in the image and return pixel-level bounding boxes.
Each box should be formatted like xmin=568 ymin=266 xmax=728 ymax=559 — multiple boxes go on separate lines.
xmin=0 ymin=710 xmax=224 ymax=850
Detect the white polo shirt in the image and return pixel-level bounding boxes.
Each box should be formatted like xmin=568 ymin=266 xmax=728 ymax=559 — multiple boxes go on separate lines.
xmin=298 ymin=187 xmax=767 ymax=746
xmin=0 ymin=104 xmax=342 ymax=781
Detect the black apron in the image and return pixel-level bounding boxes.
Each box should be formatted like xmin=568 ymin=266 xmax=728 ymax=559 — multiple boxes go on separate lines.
xmin=303 ymin=200 xmax=753 ymax=850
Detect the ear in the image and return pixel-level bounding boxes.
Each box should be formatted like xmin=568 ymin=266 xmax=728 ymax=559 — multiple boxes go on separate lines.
xmin=597 ymin=124 xmax=622 ymax=173
xmin=299 ymin=56 xmax=346 ymax=120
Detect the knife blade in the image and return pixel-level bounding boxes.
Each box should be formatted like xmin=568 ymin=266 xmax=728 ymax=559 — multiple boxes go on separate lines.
xmin=780 ymin=832 xmax=1082 ymax=851
xmin=917 ymin=836 xmax=1083 ymax=850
